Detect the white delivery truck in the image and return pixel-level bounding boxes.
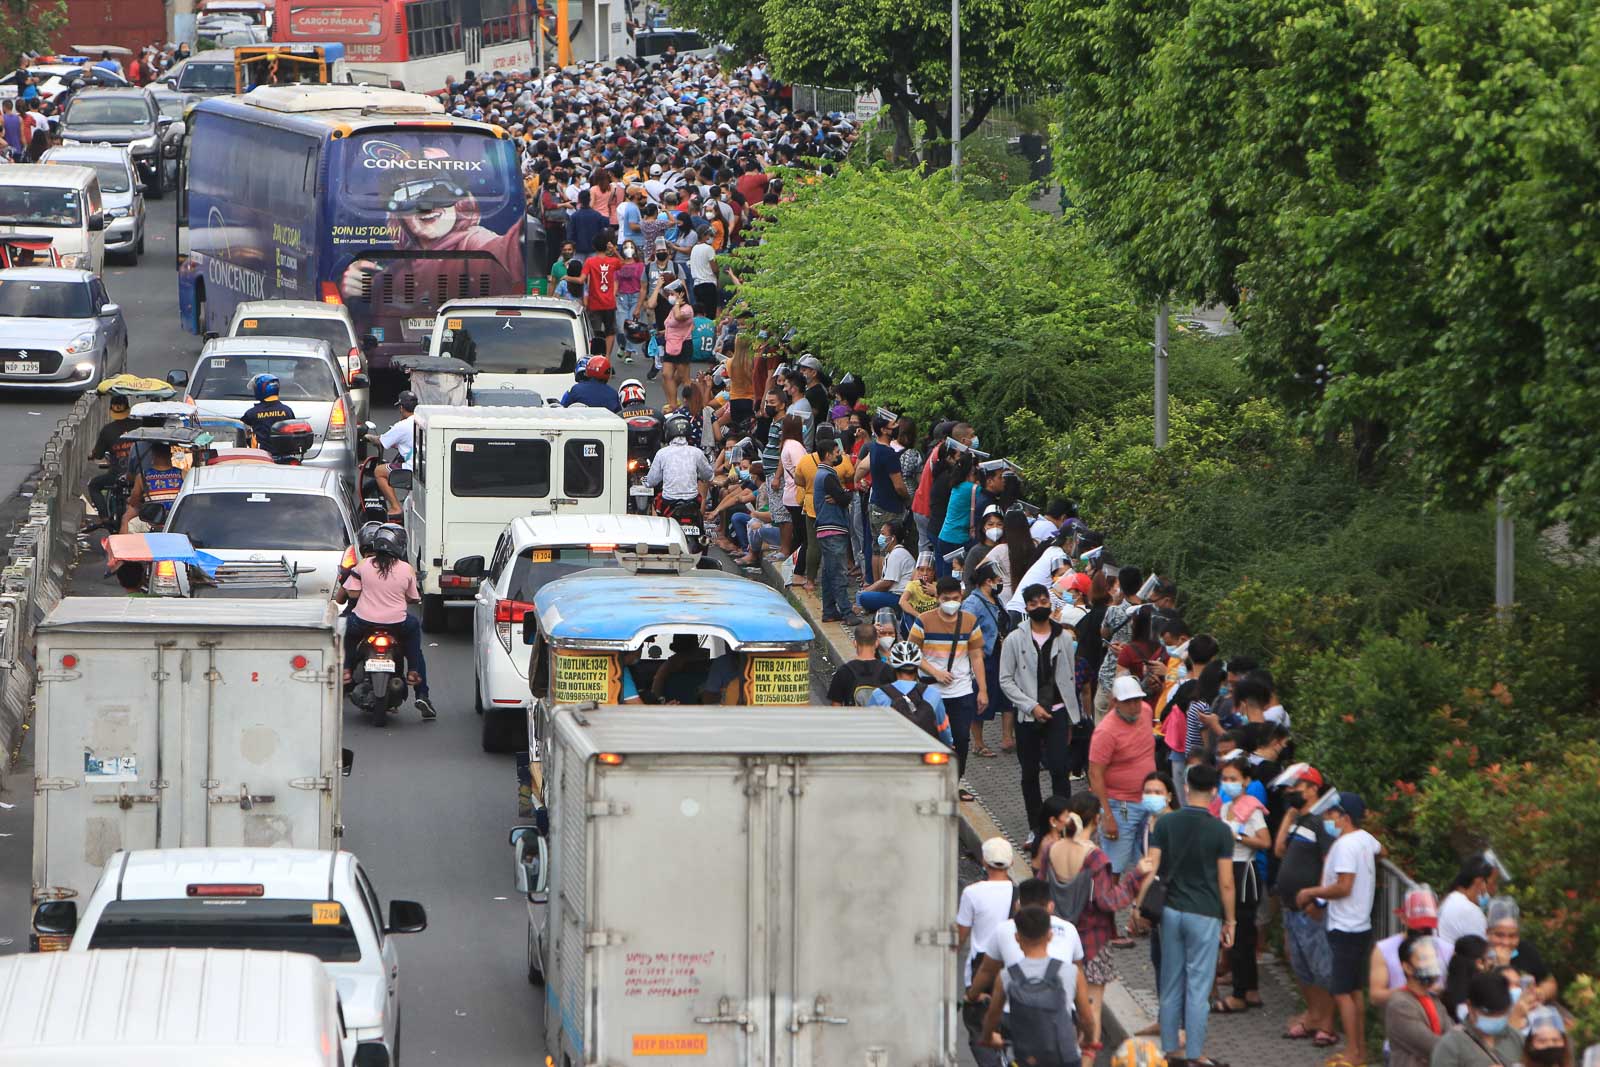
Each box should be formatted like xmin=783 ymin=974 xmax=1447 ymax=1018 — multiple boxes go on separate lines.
xmin=516 ymin=705 xmax=960 ymax=1067
xmin=30 ymin=598 xmax=348 ymax=943
xmin=404 ymin=405 xmax=628 ymax=630
xmin=0 ymin=948 xmax=353 ymax=1066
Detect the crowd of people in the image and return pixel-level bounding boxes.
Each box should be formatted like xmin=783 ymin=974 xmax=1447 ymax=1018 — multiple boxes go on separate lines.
xmin=3 ymin=42 xmax=190 ymax=162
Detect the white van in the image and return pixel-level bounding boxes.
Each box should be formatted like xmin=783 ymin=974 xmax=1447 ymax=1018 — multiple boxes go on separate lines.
xmin=0 ymin=163 xmax=105 ymax=274
xmin=425 ymin=296 xmax=589 ymax=403
xmin=0 ymin=947 xmax=353 ymax=1066
xmin=404 ymin=405 xmax=627 ymax=630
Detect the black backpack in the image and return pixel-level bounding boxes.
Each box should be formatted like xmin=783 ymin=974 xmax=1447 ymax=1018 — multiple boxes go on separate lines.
xmin=879 ymin=682 xmax=941 ymax=740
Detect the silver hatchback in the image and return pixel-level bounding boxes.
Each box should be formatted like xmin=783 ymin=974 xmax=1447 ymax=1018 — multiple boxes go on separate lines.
xmin=0 ymin=267 xmax=127 ymax=391
xmin=172 ymin=336 xmax=360 ymax=490
xmin=39 ymin=145 xmax=145 ymax=262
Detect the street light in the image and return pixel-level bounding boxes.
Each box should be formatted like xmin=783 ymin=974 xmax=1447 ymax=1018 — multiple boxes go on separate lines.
xmin=951 ymin=0 xmax=961 ymax=182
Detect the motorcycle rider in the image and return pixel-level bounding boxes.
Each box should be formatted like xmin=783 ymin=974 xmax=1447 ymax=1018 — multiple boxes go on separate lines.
xmin=239 ymin=373 xmax=297 ymax=453
xmin=644 ymin=412 xmax=712 ymax=519
xmin=618 ymin=377 xmax=654 ymax=420
xmin=87 ymin=393 xmax=136 ymax=532
xmin=121 ymin=441 xmax=184 ymax=532
xmin=363 ymin=390 xmax=417 ymax=520
xmin=560 ymin=353 xmax=623 ymax=412
xmin=336 ymin=524 xmax=436 ymax=720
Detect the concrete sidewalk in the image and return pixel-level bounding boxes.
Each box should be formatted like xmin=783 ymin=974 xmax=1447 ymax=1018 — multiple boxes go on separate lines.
xmin=754 ymin=554 xmax=1353 ymax=1067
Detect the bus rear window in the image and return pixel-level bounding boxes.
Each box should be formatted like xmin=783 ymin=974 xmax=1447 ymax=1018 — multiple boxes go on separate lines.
xmin=450 ymin=438 xmax=550 ymax=498
xmin=86 ymin=899 xmax=361 ymax=962
xmin=440 ymin=314 xmax=579 ymax=375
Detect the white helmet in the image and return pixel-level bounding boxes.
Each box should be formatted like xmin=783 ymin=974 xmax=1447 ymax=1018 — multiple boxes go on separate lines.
xmin=887 ymin=641 xmax=923 ymax=671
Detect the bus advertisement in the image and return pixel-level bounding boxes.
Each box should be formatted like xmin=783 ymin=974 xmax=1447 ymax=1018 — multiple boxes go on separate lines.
xmin=177 ymin=87 xmax=528 ymax=370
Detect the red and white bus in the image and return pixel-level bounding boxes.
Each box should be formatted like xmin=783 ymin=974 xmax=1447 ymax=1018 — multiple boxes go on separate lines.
xmin=272 ymin=0 xmax=534 ymax=93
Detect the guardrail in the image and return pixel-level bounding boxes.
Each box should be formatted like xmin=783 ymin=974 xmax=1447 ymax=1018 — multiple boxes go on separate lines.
xmin=0 ymin=393 xmax=106 ymax=787
xmin=1372 ymin=857 xmax=1421 ymax=940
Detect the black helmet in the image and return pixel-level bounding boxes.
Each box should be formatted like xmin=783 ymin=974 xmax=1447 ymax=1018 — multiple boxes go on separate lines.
xmin=356 ymin=520 xmax=384 ymax=554
xmin=622 ymin=318 xmax=651 ymax=344
xmin=397 ymin=390 xmax=418 ymax=411
xmin=663 ymin=413 xmax=691 ymax=443
xmin=372 ymin=523 xmax=407 ymax=559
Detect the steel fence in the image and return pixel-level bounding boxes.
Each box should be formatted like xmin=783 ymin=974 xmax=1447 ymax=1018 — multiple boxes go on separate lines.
xmin=789 ymin=84 xmax=858 ymax=116
xmin=0 ymin=393 xmax=106 ymax=787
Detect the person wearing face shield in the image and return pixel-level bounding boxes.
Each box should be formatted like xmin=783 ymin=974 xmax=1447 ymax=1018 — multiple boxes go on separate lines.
xmin=1430 ymin=969 xmax=1527 ymax=1066
xmin=1384 ymin=932 xmax=1449 ymax=1067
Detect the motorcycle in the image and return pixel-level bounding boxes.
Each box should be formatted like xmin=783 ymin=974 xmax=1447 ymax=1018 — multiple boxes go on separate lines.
xmin=624 ymin=410 xmax=662 ymax=515
xmin=346 ymin=627 xmax=408 ymax=728
xmin=657 ymin=495 xmax=706 ymax=556
xmin=261 ymin=419 xmax=316 ymax=465
xmin=357 ymin=455 xmax=390 ymax=525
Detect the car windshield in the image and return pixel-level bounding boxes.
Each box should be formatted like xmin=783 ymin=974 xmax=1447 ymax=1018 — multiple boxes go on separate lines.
xmin=191 ymin=354 xmax=340 ymax=400
xmin=167 ymin=492 xmax=349 ymax=551
xmin=439 ymin=315 xmax=579 ymax=375
xmin=65 ymin=96 xmax=152 ymax=126
xmin=178 ymin=62 xmax=235 ymax=90
xmin=0 ymin=279 xmax=92 ymax=317
xmin=0 ymin=186 xmax=83 ymax=227
xmin=234 ymin=317 xmax=352 ymax=353
xmin=86 ymin=899 xmax=361 ymax=963
xmin=154 ymin=94 xmax=187 ymax=119
xmin=507 ymin=547 xmax=620 ymax=602
xmin=68 ymin=161 xmax=130 ymax=193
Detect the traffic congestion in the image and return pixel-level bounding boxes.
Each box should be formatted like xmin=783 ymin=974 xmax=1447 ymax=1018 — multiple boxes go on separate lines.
xmin=0 ymin=6 xmax=1596 ymax=1067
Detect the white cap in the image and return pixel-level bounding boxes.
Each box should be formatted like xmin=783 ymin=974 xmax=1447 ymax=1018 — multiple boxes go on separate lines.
xmin=1112 ymin=675 xmax=1146 ymax=702
xmin=981 ymin=838 xmax=1013 ymax=868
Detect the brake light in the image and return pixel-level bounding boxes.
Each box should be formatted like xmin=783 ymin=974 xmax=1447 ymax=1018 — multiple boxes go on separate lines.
xmin=627 ymin=458 xmax=640 ymax=472
xmin=495 ymin=309 xmax=521 ymax=316
xmin=186 ymin=883 xmax=265 ymax=897
xmin=588 ymin=543 xmax=617 ymax=552
xmin=35 ymin=934 xmax=71 ymax=952
xmin=346 ymin=347 xmax=362 ymax=382
xmin=924 ymin=752 xmax=952 ymax=766
xmin=153 ymin=559 xmax=179 ymax=594
xmin=597 ymin=752 xmax=625 ymax=766
xmin=320 ymin=281 xmax=342 ymax=305
xmin=371 ymin=634 xmax=393 ymax=651
xmin=329 ymin=397 xmax=347 ymax=430
xmin=494 ymin=599 xmax=533 ymax=651
xmin=340 ymin=546 xmax=357 ymax=569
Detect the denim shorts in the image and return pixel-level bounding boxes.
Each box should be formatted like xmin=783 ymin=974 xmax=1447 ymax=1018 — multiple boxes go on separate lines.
xmin=1284 ymin=907 xmax=1333 ymax=988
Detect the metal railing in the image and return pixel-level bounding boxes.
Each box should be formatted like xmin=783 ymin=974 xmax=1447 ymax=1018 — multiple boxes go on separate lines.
xmin=788 ymin=84 xmax=859 ymax=116
xmin=1372 ymin=857 xmax=1422 ymax=940
xmin=0 ymin=393 xmax=106 ymax=786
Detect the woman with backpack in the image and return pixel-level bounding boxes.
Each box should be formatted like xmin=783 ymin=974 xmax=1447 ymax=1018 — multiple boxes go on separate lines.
xmin=1045 ymin=792 xmax=1154 ymax=1057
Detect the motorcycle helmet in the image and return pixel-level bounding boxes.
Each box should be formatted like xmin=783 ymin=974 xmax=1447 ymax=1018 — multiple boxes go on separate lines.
xmin=372 ymin=523 xmax=408 ymax=559
xmin=586 ymin=354 xmax=613 ymax=381
xmin=887 ymin=641 xmax=924 ymax=671
xmin=574 ymin=354 xmax=590 ymax=381
xmin=356 ymin=520 xmax=384 ymax=555
xmin=250 ymin=373 xmax=280 ymax=402
xmin=618 ymin=378 xmax=647 ymax=407
xmin=663 ymin=413 xmax=691 ymax=443
xmin=622 ymin=318 xmax=651 ymax=345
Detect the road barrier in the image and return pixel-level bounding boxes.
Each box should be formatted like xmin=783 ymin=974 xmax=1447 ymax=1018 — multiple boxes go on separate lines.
xmin=0 ymin=393 xmax=106 ymax=787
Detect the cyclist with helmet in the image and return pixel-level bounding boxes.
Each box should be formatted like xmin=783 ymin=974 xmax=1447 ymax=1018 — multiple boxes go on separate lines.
xmin=644 ymin=411 xmax=713 ymax=511
xmin=561 ymin=353 xmax=622 ymax=412
xmin=336 ymin=524 xmax=436 ymax=720
xmin=867 ymin=641 xmax=954 ymax=745
xmin=239 ymin=373 xmax=297 ymax=452
xmin=363 ymin=390 xmax=418 ymax=520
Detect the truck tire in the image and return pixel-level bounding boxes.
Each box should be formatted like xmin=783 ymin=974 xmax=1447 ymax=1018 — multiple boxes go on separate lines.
xmin=474 ymin=675 xmax=485 ymax=716
xmin=421 ymin=593 xmax=446 ymax=632
xmin=526 ymin=921 xmax=544 ymax=985
xmin=481 ymin=705 xmax=521 ymax=753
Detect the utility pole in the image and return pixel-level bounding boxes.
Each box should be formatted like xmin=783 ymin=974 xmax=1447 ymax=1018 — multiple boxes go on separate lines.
xmin=1154 ymin=301 xmax=1169 ymax=447
xmin=950 ymin=0 xmax=961 ymax=182
xmin=1495 ymin=490 xmax=1514 ymax=619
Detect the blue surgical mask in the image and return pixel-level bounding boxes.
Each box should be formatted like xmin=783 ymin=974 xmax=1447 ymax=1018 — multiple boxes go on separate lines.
xmin=970 ymin=436 xmax=981 ymax=451
xmin=736 ymin=468 xmax=751 ymax=483
xmin=1508 ymin=986 xmax=1523 ymax=1006
xmin=1141 ymin=794 xmax=1169 ymax=816
xmin=1478 ymin=893 xmax=1492 ymax=910
xmin=875 ymin=534 xmax=888 ymax=550
xmin=1219 ymin=780 xmax=1243 ymax=801
xmin=1474 ymin=1013 xmax=1509 ymax=1036
xmin=1322 ymin=819 xmax=1342 ymax=839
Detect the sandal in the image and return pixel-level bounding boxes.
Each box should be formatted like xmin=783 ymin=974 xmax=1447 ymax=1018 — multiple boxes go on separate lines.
xmin=1312 ymin=1031 xmax=1341 ymax=1048
xmin=959 ymin=788 xmax=977 ymax=802
xmin=1211 ymin=996 xmax=1249 ymax=1014
xmin=1283 ymin=1022 xmax=1312 ymax=1040
xmin=1111 ymin=936 xmax=1136 ymax=948
xmin=973 ymin=745 xmax=998 ymax=758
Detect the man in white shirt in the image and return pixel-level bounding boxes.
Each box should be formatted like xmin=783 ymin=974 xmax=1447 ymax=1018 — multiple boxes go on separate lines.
xmin=366 ymin=390 xmax=417 ymax=518
xmin=957 ymin=838 xmax=1017 ymax=989
xmin=1436 ymin=853 xmax=1497 ymax=949
xmin=966 ymin=879 xmax=1088 ymax=1015
xmin=974 ymin=904 xmax=1095 ymax=1065
xmin=1296 ymin=791 xmax=1383 ymax=1067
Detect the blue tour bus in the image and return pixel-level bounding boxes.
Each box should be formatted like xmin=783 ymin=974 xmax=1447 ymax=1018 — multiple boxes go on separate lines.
xmin=177 ymin=83 xmax=529 ymax=370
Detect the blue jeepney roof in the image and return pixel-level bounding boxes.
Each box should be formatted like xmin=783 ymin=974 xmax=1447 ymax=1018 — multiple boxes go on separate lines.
xmin=533 ymin=570 xmax=814 ymax=647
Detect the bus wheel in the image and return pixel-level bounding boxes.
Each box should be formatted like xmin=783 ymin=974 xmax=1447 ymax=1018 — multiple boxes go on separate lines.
xmin=421 ymin=593 xmax=447 ymax=632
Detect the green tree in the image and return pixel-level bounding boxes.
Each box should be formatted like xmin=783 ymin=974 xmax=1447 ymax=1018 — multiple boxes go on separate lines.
xmin=0 ymin=0 xmax=66 ymax=71
xmin=661 ymin=0 xmax=767 ymax=59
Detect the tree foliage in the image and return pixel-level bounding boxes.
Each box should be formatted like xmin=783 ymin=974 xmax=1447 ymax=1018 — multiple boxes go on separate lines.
xmin=661 ymin=0 xmax=767 ymax=59
xmin=729 ymin=165 xmax=1143 ymax=448
xmin=0 ymin=0 xmax=66 ymax=70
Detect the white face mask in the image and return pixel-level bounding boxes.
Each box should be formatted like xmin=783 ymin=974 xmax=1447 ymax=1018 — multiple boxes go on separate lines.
xmin=984 ymin=527 xmax=1002 ymax=543
xmin=938 ymin=600 xmax=960 ymax=617
xmin=877 ymin=635 xmax=894 ymax=650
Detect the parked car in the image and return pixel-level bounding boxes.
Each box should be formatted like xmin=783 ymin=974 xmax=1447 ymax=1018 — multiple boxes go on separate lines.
xmin=0 ymin=266 xmax=126 ymax=391
xmin=0 ymin=62 xmax=128 ymax=104
xmin=40 ymin=143 xmax=144 ymax=261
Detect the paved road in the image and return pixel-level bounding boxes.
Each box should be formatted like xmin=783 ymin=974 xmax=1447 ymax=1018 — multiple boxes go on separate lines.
xmin=0 ymin=196 xmax=201 ymax=519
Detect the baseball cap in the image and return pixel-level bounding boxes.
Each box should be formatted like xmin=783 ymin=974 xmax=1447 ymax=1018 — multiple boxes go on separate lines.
xmin=1066 ymin=571 xmax=1093 ymax=595
xmin=1399 ymin=885 xmax=1439 ymax=930
xmin=1271 ymin=762 xmax=1323 ymax=790
xmin=109 ymin=395 xmax=130 ymax=410
xmin=653 ymin=237 xmax=668 ymax=251
xmin=1112 ymin=675 xmax=1146 ymax=702
xmin=981 ymin=837 xmax=1013 ymax=869
xmin=797 ymin=354 xmax=822 ymax=371
xmin=1331 ymin=791 xmax=1366 ymax=824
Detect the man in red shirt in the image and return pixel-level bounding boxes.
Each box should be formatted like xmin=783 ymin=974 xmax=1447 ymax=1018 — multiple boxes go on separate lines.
xmin=735 ymin=158 xmax=770 ymax=206
xmin=1088 ymin=674 xmax=1158 ymax=878
xmin=578 ymin=234 xmax=622 ymax=358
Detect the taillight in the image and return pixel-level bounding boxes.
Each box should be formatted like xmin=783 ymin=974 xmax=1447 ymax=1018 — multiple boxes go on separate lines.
xmin=346 ymin=346 xmax=362 ymax=383
xmin=153 ymin=559 xmax=179 ymax=594
xmin=340 ymin=546 xmax=357 ymax=570
xmin=494 ymin=599 xmax=533 ymax=652
xmin=371 ymin=634 xmax=393 ymax=651
xmin=186 ymin=883 xmax=265 ymax=897
xmin=329 ymin=397 xmax=347 ymax=430
xmin=34 ymin=934 xmax=71 ymax=952
xmin=320 ymin=281 xmax=342 ymax=304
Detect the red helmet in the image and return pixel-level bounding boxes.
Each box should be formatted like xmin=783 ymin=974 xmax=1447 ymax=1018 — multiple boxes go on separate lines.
xmin=587 ymin=354 xmax=613 ymax=381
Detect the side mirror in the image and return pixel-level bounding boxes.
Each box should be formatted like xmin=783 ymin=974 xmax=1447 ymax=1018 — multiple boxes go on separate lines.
xmin=384 ymin=899 xmax=427 ymax=935
xmin=158 ymin=115 xmax=175 ymax=128
xmin=99 ymin=303 xmax=120 ymax=317
xmin=340 ymin=747 xmax=354 ymax=777
xmin=33 ymin=900 xmax=78 ymax=936
xmin=349 ymin=372 xmax=370 ymax=389
xmin=387 ymin=469 xmax=413 ymax=491
xmin=163 ymin=78 xmax=177 ymax=90
xmin=201 ymin=330 xmax=218 ymax=341
xmin=136 ymin=181 xmax=147 ymax=193
xmin=452 ymin=554 xmax=485 ymax=579
xmin=510 ymin=825 xmax=549 ymax=897
xmin=166 ymin=368 xmax=189 ymax=389
xmin=352 ymin=1043 xmax=392 ymax=1067
xmin=87 ymin=212 xmax=105 ymax=232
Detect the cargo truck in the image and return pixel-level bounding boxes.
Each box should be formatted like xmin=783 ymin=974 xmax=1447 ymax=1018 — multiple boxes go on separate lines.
xmin=30 ymin=598 xmax=348 ymax=945
xmin=512 ymin=705 xmax=960 ymax=1067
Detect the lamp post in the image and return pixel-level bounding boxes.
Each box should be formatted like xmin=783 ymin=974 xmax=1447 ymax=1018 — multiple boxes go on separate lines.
xmin=950 ymin=0 xmax=961 ymax=182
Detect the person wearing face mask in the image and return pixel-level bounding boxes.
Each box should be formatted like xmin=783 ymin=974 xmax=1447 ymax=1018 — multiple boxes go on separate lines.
xmin=961 ymin=505 xmax=1006 ymax=589
xmin=1522 ymin=1006 xmax=1575 ymax=1067
xmin=614 ymin=239 xmax=646 ymax=363
xmin=1438 ymin=853 xmax=1499 ymax=954
xmin=999 ymin=582 xmax=1083 ymax=828
xmin=871 ymin=607 xmax=900 ymax=654
xmin=1430 ymin=970 xmax=1526 ymax=1066
xmin=1212 ymin=757 xmax=1270 ymax=1013
xmin=1384 ymin=933 xmax=1449 ymax=1067
xmin=828 ymin=622 xmax=897 ymax=706
xmin=1295 ymin=791 xmax=1384 ymax=1067
xmin=963 ymin=561 xmax=1015 ymax=758
xmin=1484 ymin=895 xmax=1558 ymax=1004
xmin=858 ymin=519 xmax=916 ymax=616
xmin=1272 ymin=764 xmax=1340 ymax=1046
xmin=908 ymin=577 xmax=989 ymax=795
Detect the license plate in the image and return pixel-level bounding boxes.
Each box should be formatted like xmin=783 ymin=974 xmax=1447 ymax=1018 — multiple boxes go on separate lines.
xmin=404 ymin=317 xmax=434 ymax=331
xmin=365 ymin=657 xmax=395 ymax=673
xmin=681 ymin=525 xmax=701 ymax=536
xmin=5 ymin=361 xmax=40 ymax=374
